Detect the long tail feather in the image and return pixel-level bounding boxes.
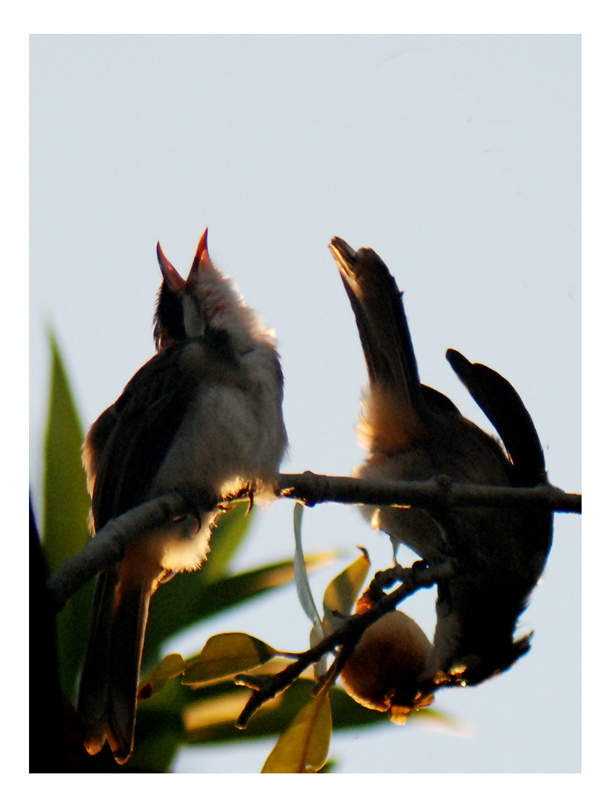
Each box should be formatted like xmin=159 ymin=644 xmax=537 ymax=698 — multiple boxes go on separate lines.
xmin=77 ymin=570 xmax=152 ymax=764
xmin=106 ymin=585 xmax=151 ymax=764
xmin=77 ymin=569 xmax=117 ymax=755
xmin=446 ymin=349 xmax=547 ymax=487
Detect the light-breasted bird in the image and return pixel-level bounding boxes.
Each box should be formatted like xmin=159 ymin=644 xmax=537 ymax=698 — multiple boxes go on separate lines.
xmin=77 ymin=230 xmax=287 ymax=763
xmin=329 ymin=237 xmax=552 ymax=692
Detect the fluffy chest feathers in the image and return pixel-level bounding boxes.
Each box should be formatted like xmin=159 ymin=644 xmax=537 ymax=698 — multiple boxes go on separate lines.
xmin=152 ymin=335 xmax=287 ymax=499
xmin=84 ymin=334 xmax=286 ymax=534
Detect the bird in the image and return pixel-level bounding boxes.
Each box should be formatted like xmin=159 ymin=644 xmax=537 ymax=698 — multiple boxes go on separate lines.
xmin=329 ymin=236 xmax=553 ymax=692
xmin=77 ymin=229 xmax=287 ymax=764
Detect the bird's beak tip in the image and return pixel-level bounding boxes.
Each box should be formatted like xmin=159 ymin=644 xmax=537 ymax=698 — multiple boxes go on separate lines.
xmin=189 ymin=228 xmax=211 ymax=277
xmin=157 ymin=240 xmax=186 ymax=293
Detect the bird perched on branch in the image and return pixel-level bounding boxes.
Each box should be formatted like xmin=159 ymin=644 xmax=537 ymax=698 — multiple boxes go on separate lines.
xmin=329 ymin=237 xmax=553 ymax=691
xmin=77 ymin=230 xmax=287 ymax=763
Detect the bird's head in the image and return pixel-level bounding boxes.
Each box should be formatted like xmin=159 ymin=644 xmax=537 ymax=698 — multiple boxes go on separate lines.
xmin=153 ymin=229 xmax=268 ymax=352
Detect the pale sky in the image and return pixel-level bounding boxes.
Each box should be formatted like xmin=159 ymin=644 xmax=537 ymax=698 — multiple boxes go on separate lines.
xmin=29 ymin=34 xmax=581 ymax=774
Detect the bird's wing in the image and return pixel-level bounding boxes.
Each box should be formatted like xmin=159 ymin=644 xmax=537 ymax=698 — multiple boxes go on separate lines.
xmin=88 ymin=341 xmax=202 ymax=529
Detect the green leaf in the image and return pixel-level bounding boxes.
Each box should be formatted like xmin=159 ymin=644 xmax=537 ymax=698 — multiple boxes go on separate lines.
xmin=261 ymin=688 xmax=332 ymax=773
xmin=42 ymin=328 xmax=90 ymax=570
xmin=41 ymin=328 xmax=93 ymax=698
xmin=130 ymin=721 xmax=183 ymax=773
xmin=322 ymin=548 xmax=370 ymax=634
xmin=128 ymin=677 xmax=186 ymax=773
xmin=200 ymin=502 xmax=256 ymax=584
xmin=129 ymin=659 xmax=449 ymax=770
xmin=184 ymin=633 xmax=277 ymax=686
xmin=130 ymin=674 xmax=447 ymax=771
xmin=138 ymin=653 xmax=187 ymax=699
xmin=173 ymin=678 xmax=389 ymax=746
xmin=143 ymin=551 xmax=337 ymax=663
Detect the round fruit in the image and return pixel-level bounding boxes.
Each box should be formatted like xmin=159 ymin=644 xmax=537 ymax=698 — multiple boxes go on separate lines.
xmin=340 ymin=609 xmax=433 ymax=723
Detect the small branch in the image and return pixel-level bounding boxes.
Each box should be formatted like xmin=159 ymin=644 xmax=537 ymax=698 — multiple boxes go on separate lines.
xmin=46 ymin=492 xmax=189 ymax=611
xmin=277 ymin=473 xmax=581 ymax=514
xmin=46 ymin=473 xmax=580 ymax=612
xmin=234 ymin=560 xmax=452 ymax=727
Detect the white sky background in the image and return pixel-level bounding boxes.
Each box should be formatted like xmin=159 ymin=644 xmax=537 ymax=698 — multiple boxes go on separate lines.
xmin=29 ymin=34 xmax=581 ymax=774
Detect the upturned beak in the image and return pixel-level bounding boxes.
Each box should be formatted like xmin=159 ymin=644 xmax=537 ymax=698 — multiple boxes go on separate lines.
xmin=188 ymin=228 xmax=212 ymax=281
xmin=156 ymin=241 xmax=186 ymax=294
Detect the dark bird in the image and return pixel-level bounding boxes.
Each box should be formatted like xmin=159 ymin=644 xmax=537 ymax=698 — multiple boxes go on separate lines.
xmin=77 ymin=230 xmax=287 ymax=763
xmin=329 ymin=237 xmax=552 ymax=691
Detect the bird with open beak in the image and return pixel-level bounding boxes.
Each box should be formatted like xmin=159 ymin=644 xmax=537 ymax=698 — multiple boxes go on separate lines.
xmin=77 ymin=230 xmax=287 ymax=763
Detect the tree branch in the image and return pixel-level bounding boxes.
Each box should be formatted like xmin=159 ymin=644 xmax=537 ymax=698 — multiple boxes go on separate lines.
xmin=46 ymin=473 xmax=581 ymax=611
xmin=46 ymin=491 xmax=189 ymax=611
xmin=277 ymin=472 xmax=581 ymax=514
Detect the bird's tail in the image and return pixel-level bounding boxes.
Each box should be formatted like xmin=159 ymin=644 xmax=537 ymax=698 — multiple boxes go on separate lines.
xmin=329 ymin=237 xmax=425 ymax=452
xmin=77 ymin=568 xmax=152 ymax=765
xmin=446 ymin=349 xmax=547 ymax=488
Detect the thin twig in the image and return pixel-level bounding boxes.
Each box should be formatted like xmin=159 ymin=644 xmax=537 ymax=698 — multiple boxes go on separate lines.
xmin=234 ymin=560 xmax=453 ymax=727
